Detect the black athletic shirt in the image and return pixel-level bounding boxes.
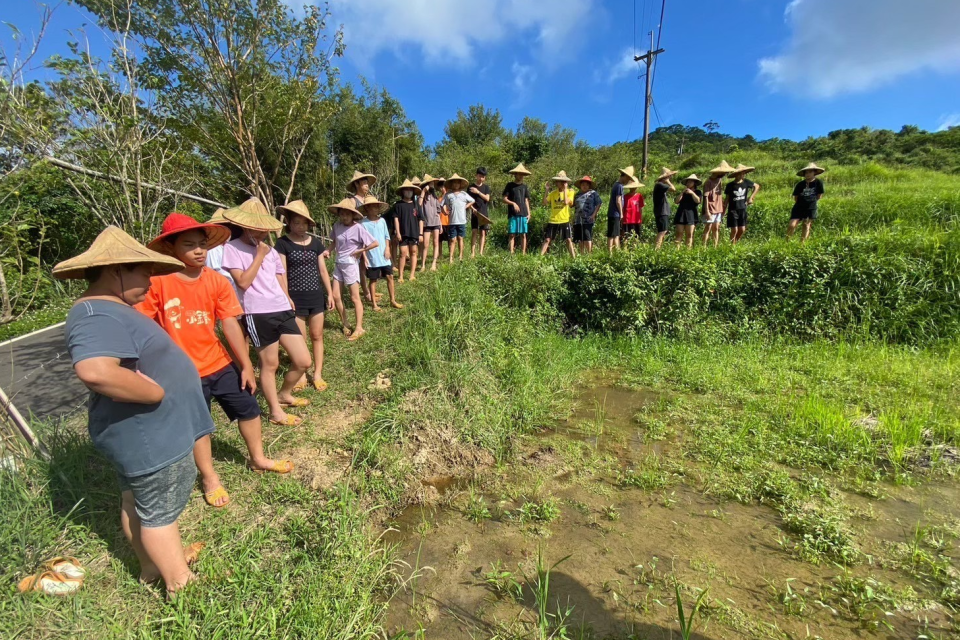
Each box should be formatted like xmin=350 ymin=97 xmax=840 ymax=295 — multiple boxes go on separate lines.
xmin=503 ymin=182 xmax=530 ymax=217
xmin=791 ymin=179 xmax=824 ymax=215
xmin=653 ymin=182 xmax=672 ymax=218
xmin=725 ymin=179 xmax=755 ymax=211
xmin=393 ymin=201 xmax=420 ymax=239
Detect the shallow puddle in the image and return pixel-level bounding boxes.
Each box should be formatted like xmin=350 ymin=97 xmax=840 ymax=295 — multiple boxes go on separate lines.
xmin=383 ymin=381 xmax=960 ymax=639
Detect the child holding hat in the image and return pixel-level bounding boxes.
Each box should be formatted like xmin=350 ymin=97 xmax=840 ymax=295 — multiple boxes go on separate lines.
xmin=788 ymin=163 xmax=826 ymax=243
xmin=573 ymin=175 xmax=602 ymax=254
xmin=221 ymin=199 xmax=312 ymax=426
xmin=275 ymin=200 xmax=334 ymax=392
xmin=329 ymin=198 xmax=379 ymax=341
xmin=702 ymin=161 xmax=732 ymax=248
xmin=724 ymin=164 xmax=761 ymax=244
xmin=653 ymin=167 xmax=678 ymax=250
xmin=57 ymin=226 xmax=209 ymax=593
xmin=673 ymin=175 xmax=702 ymax=249
xmin=393 ymin=178 xmax=424 ymax=280
xmin=360 ymin=195 xmax=403 ymax=311
xmin=140 ymin=212 xmax=295 ymax=510
xmin=503 ymin=164 xmax=532 ymax=254
xmin=540 ymin=170 xmax=576 ymax=259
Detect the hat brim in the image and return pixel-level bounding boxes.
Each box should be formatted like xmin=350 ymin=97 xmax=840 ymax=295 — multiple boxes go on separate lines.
xmin=360 ymin=202 xmax=390 ymax=216
xmin=551 ymin=177 xmax=572 ymax=183
xmin=147 ymin=223 xmax=231 ymax=255
xmin=797 ymin=168 xmax=825 ymax=177
xmin=328 ymin=204 xmax=363 ymax=221
xmin=445 ymin=179 xmax=469 ymax=191
xmin=508 ymin=169 xmax=532 ymax=176
xmin=223 ymin=207 xmax=284 ymax=232
xmin=348 ymin=174 xmax=377 ymax=190
xmin=731 ymin=167 xmax=756 ymax=176
xmin=276 ymin=206 xmax=316 ymax=226
xmin=53 ymin=255 xmax=184 ymax=280
xmin=658 ymin=171 xmax=678 ymax=180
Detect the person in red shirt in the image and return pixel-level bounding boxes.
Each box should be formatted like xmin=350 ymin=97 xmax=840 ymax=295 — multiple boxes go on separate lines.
xmin=621 ymin=180 xmax=645 ymax=241
xmin=138 ymin=214 xmax=294 ymax=509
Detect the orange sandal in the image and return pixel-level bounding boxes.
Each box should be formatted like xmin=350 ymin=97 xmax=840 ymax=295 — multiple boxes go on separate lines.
xmin=18 ymin=570 xmax=83 ymax=596
xmin=42 ymin=556 xmax=86 ymax=580
xmin=249 ymin=460 xmax=295 ymax=474
xmin=183 ymin=542 xmax=205 ymax=565
xmin=270 ymin=414 xmax=302 ymax=426
xmin=279 ymin=397 xmax=310 ymax=408
xmin=203 ymin=486 xmax=230 ymax=508
xmin=313 ymin=379 xmax=328 ymax=392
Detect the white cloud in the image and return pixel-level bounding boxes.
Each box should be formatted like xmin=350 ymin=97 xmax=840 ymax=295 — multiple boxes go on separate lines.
xmin=759 ymin=0 xmax=960 ymax=99
xmin=510 ymin=62 xmax=537 ymax=107
xmin=594 ymin=46 xmax=642 ymax=85
xmin=938 ymin=113 xmax=960 ymax=132
xmin=326 ymin=0 xmax=596 ymax=68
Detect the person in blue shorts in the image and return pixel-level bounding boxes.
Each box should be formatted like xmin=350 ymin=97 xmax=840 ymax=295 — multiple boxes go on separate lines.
xmin=503 ymin=163 xmax=532 ymax=254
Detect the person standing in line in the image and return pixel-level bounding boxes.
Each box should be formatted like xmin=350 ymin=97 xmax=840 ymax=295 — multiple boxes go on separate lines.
xmin=328 ymin=198 xmax=379 ymax=341
xmin=788 ymin=163 xmax=826 ymax=243
xmin=360 ymin=195 xmax=403 ymax=311
xmin=437 ymin=177 xmax=450 ymax=260
xmin=57 ymin=226 xmax=208 ymax=594
xmin=673 ymin=175 xmax=702 ymax=248
xmin=469 ymin=167 xmax=492 ymax=258
xmin=274 ymin=200 xmax=333 ymax=393
xmin=653 ymin=167 xmax=678 ymax=250
xmin=418 ymin=174 xmax=443 ymax=271
xmin=442 ymin=173 xmax=475 ymax=264
xmin=393 ymin=178 xmax=423 ymax=281
xmin=540 ymin=170 xmax=576 ymax=258
xmin=725 ymin=163 xmax=760 ymax=244
xmin=503 ymin=164 xmax=532 ymax=254
xmin=204 ymin=208 xmax=241 ymax=291
xmin=701 ymin=161 xmax=733 ymax=248
xmin=346 ymin=171 xmax=377 ymax=296
xmin=572 ymin=175 xmax=602 ymax=254
xmin=622 ymin=179 xmax=645 ymax=241
xmin=607 ymin=165 xmax=634 ymax=252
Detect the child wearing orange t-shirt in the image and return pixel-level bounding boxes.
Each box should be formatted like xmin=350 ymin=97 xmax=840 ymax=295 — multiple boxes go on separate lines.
xmin=138 ymin=213 xmax=293 ymax=508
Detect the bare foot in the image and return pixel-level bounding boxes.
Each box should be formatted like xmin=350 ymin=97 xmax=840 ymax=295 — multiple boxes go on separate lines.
xmin=430 ymin=264 xmax=437 ymax=271
xmin=140 ymin=543 xmax=204 ymax=584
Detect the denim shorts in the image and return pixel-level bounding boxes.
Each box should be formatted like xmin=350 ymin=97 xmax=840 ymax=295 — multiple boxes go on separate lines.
xmin=448 ymin=224 xmax=466 ymax=238
xmin=118 ymin=451 xmax=196 ymax=528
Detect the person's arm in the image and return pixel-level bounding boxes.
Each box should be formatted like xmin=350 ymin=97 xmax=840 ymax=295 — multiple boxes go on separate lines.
xmin=617 ymin=193 xmax=624 ymax=217
xmin=541 ymin=186 xmax=551 ymax=206
xmin=666 ymin=179 xmax=676 ymax=193
xmin=524 ymin=197 xmax=532 ymax=219
xmin=394 ymin=216 xmax=402 ymax=238
xmin=690 ymin=190 xmax=702 ymax=205
xmin=674 ymin=192 xmax=684 ymax=205
xmin=318 ymin=256 xmax=334 ymax=310
xmin=749 ymin=183 xmax=761 ymax=205
xmin=476 ymin=188 xmax=491 ymax=203
xmin=228 ymin=241 xmax=271 ymax=290
xmin=589 ymin=194 xmax=602 ymax=223
xmin=74 ymin=358 xmax=165 ymax=404
xmin=221 ymin=316 xmax=256 ymax=393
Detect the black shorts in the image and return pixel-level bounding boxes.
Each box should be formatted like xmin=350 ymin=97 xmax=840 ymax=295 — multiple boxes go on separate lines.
xmin=399 ymin=236 xmax=419 ymax=247
xmin=607 ymin=217 xmax=621 ymax=239
xmin=441 ymin=226 xmax=450 ymax=240
xmin=573 ymin=223 xmax=594 ymax=242
xmin=244 ymin=309 xmax=300 ymax=348
xmin=366 ymin=265 xmax=394 ymax=281
xmin=202 ymin=363 xmax=261 ymax=422
xmin=673 ymin=209 xmax=697 ymax=226
xmin=292 ymin=292 xmax=327 ymax=318
xmin=727 ymin=209 xmax=748 ymax=228
xmin=544 ymin=223 xmax=571 ymax=240
xmin=622 ymin=223 xmax=642 ymax=237
xmin=655 ymin=215 xmax=671 ymax=233
xmin=790 ymin=209 xmax=817 ymax=221
xmin=470 ymin=215 xmax=491 ymax=231
xmin=424 ymin=225 xmax=442 ymax=233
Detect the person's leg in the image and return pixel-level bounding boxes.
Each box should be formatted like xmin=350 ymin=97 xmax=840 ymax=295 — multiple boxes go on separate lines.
xmin=348 ymin=282 xmax=366 ymax=339
xmin=192 ymin=436 xmax=225 ymax=506
xmin=787 ymin=218 xmax=799 ymax=239
xmin=458 ymin=235 xmax=465 ymax=261
xmin=685 ymin=225 xmax=695 ymax=248
xmin=276 ymin=332 xmax=310 ymax=405
xmin=399 ymin=245 xmax=409 ymax=282
xmin=387 ymin=274 xmax=402 ymax=308
xmin=566 ymin=238 xmax=576 ymax=259
xmin=802 ymin=220 xmax=812 ymax=243
xmin=140 ymin=522 xmax=193 ymax=593
xmin=257 ymin=342 xmax=285 ymax=421
xmin=333 ymin=279 xmax=348 ymax=330
xmin=508 ymin=233 xmax=516 ymax=254
xmin=369 ymin=278 xmax=381 ymax=311
xmin=359 ymin=268 xmax=369 ymax=302
xmin=308 ymin=312 xmax=325 ymax=383
xmin=540 ymin=235 xmax=551 ymax=255
xmin=420 ymin=233 xmax=430 ymax=270
xmin=674 ymin=226 xmax=683 ymax=247
xmin=471 ymin=227 xmax=477 ymax=258
xmin=238 ymin=417 xmax=271 ymax=469
xmin=391 ymin=237 xmax=400 ymax=268
xmin=121 ymin=490 xmax=159 ymax=581
xmin=521 ymin=233 xmax=527 ymax=255
xmin=410 ymin=245 xmax=419 ymax=280
xmin=655 ymin=230 xmax=666 ymax=250
xmin=293 ymin=315 xmax=310 ymax=388
xmin=431 ymin=230 xmax=440 ymax=269
xmin=480 ymin=229 xmax=487 ymax=255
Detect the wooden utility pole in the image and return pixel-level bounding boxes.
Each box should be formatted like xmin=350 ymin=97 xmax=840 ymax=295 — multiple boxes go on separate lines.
xmin=634 ymin=31 xmax=665 ymax=179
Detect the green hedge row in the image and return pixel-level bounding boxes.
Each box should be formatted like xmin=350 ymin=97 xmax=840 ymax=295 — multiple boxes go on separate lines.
xmin=476 ymin=231 xmax=960 ymax=344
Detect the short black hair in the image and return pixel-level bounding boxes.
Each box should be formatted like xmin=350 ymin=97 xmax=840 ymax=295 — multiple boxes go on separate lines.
xmin=476 ymin=167 xmax=487 ymax=176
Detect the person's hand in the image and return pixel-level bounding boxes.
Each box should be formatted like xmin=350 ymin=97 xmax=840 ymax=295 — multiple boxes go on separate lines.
xmin=240 ymin=365 xmax=257 ymax=394
xmin=326 ymin=296 xmax=334 ymax=311
xmin=321 ymin=250 xmax=330 ymax=259
xmin=351 ymin=249 xmax=365 ymax=259
xmin=512 ymin=203 xmax=520 ymax=214
xmin=255 ymin=242 xmax=272 ymax=261
xmin=469 ymin=187 xmax=478 ymax=195
xmin=748 ymin=198 xmax=755 ymax=206
xmin=136 ymin=370 xmax=165 ymax=402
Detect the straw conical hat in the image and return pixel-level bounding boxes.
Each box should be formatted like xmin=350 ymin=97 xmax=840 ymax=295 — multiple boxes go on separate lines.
xmin=328 ymin=197 xmax=363 ymax=221
xmin=223 ymin=198 xmax=283 ymax=232
xmin=420 ymin=173 xmax=439 ymax=188
xmin=625 ymin=179 xmax=644 ymax=190
xmin=682 ymin=174 xmax=702 ymax=186
xmin=619 ymin=165 xmax=636 ymax=179
xmin=508 ymin=163 xmax=531 ymax=176
xmin=709 ymin=160 xmax=735 ymax=176
xmin=359 ymin=195 xmax=390 ymax=216
xmin=730 ymin=163 xmax=756 ymax=176
xmin=209 ymin=207 xmax=229 ymax=224
xmin=276 ymin=200 xmax=314 ymax=225
xmin=346 ymin=170 xmax=377 ymax=193
xmin=657 ymin=167 xmax=678 ymax=180
xmin=444 ymin=173 xmax=469 ymax=191
xmin=53 ymin=226 xmax=185 ymax=280
xmin=551 ymin=170 xmax=572 ymax=183
xmin=396 ymin=178 xmax=423 ymax=196
xmin=797 ymin=162 xmax=825 ymax=177
xmin=411 ymin=176 xmax=422 ymax=186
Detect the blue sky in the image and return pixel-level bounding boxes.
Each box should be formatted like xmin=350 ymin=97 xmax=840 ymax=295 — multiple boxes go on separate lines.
xmin=6 ymin=0 xmax=960 ymax=147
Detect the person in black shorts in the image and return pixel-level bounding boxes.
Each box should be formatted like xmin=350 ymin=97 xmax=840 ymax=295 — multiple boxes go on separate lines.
xmin=469 ymin=167 xmax=493 ymax=258
xmin=788 ymin=162 xmax=825 ymax=243
xmin=392 ymin=178 xmax=423 ymax=282
xmin=652 ymin=167 xmax=678 ymax=250
xmin=573 ymin=175 xmax=602 ymax=253
xmin=724 ymin=163 xmax=761 ymax=244
xmin=673 ymin=174 xmax=702 ymax=249
xmin=276 ymin=200 xmax=333 ymax=392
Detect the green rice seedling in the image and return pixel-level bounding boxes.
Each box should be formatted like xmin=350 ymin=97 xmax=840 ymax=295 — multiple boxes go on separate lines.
xmin=617 ymin=454 xmax=673 ymax=491
xmin=766 ymin=578 xmax=808 ymax=617
xmin=464 ymin=490 xmax=492 ymax=523
xmin=602 ymin=505 xmax=621 ymax=521
xmin=525 ymin=545 xmax=573 ymax=640
xmin=675 ymin=582 xmax=710 ymax=640
xmin=516 ymin=498 xmax=562 ymax=525
xmin=590 ymin=395 xmax=608 ymax=436
xmin=483 ymin=561 xmax=524 ymax=602
xmin=878 ymin=411 xmax=925 ymax=472
xmin=819 ymin=573 xmax=900 ymax=631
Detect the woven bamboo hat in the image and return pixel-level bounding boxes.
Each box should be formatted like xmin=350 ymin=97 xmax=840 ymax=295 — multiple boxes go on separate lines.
xmin=619 ymin=165 xmax=637 ymax=179
xmin=346 ymin=170 xmax=377 ymax=194
xmin=682 ymin=174 xmax=703 ymax=186
xmin=709 ymin=160 xmax=735 ymax=176
xmin=277 ymin=200 xmax=315 ymax=226
xmin=360 ymin=194 xmax=390 ymax=216
xmin=53 ymin=225 xmax=185 ymax=280
xmin=551 ymin=170 xmax=572 ymax=183
xmin=730 ymin=163 xmax=756 ymax=176
xmin=328 ymin=197 xmax=363 ymax=221
xmin=657 ymin=167 xmax=678 ymax=180
xmin=625 ymin=179 xmax=644 ymax=190
xmin=411 ymin=176 xmax=422 ymax=187
xmin=445 ymin=174 xmax=469 ymax=191
xmin=420 ymin=173 xmax=439 ymax=188
xmin=147 ymin=212 xmax=231 ymax=254
xmin=508 ymin=163 xmax=532 ymax=176
xmin=223 ymin=198 xmax=284 ymax=232
xmin=797 ymin=162 xmax=826 ymax=177
xmin=209 ymin=207 xmax=229 ymax=224
xmin=396 ymin=178 xmax=423 ymax=196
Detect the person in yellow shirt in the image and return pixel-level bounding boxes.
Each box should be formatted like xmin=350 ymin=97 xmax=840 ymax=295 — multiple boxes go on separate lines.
xmin=540 ymin=170 xmax=576 ymax=258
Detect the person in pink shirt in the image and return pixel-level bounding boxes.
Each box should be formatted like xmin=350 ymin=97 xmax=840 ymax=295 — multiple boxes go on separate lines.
xmin=327 ymin=198 xmax=379 ymax=342
xmin=221 ymin=199 xmax=311 ymax=427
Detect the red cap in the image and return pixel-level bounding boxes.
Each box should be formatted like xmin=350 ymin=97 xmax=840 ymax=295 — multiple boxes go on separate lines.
xmin=147 ymin=212 xmax=231 ymax=255
xmin=577 ymin=175 xmax=594 ymax=186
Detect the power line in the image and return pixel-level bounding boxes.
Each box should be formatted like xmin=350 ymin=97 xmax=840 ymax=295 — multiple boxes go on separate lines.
xmin=651 ymin=0 xmax=667 ymax=88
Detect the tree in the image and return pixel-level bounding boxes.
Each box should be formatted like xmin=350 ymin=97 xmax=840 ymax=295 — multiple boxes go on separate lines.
xmin=77 ymin=0 xmax=344 ymax=211
xmin=441 ymin=104 xmax=506 ymax=150
xmin=703 ymin=121 xmax=719 ymax=134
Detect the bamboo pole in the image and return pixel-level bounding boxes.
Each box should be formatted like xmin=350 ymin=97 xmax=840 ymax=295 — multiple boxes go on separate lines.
xmin=0 ymin=383 xmax=50 ymax=460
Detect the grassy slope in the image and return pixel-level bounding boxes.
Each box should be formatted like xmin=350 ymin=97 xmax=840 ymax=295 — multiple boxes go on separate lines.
xmin=3 ymin=159 xmax=960 ymax=638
